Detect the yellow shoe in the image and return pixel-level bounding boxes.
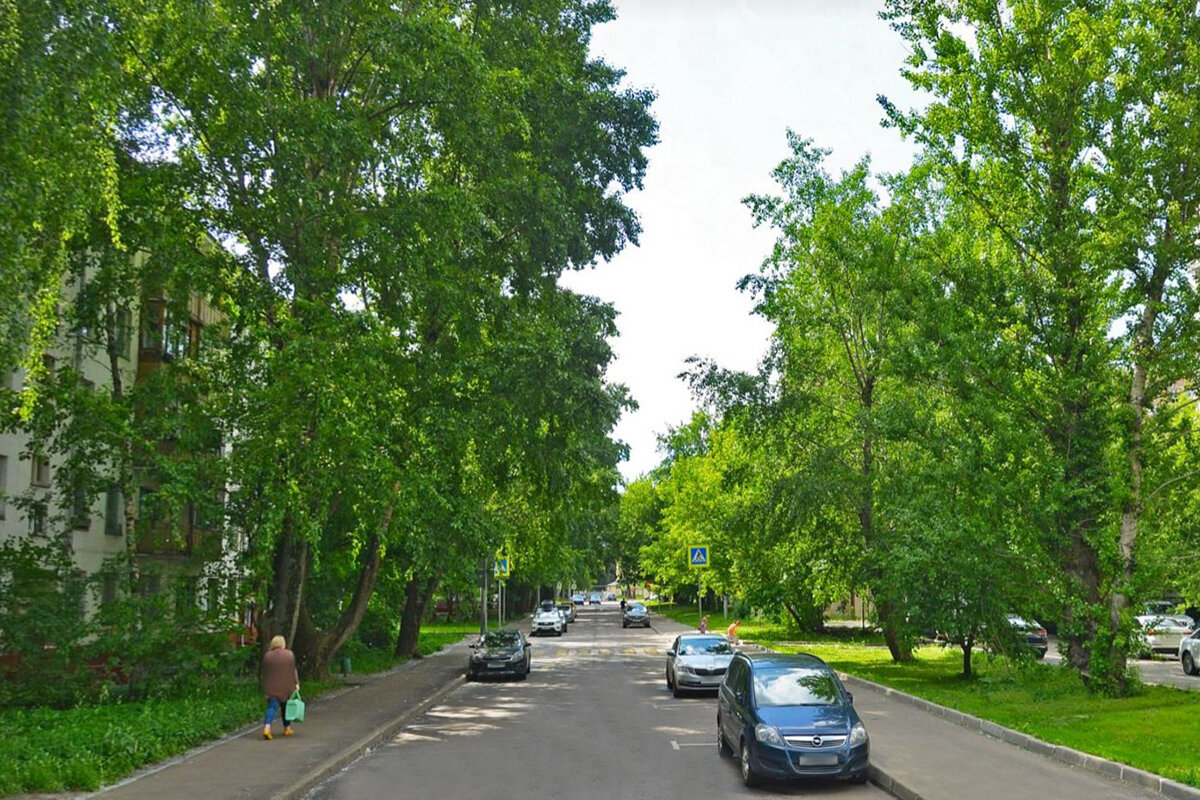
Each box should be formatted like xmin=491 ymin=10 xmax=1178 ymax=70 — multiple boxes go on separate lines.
xmin=262 ymin=726 xmax=273 ymax=740
xmin=283 ymin=727 xmax=293 ymax=737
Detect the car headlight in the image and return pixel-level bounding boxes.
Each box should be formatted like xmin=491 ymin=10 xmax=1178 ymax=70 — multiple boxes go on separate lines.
xmin=850 ymin=722 xmax=869 ymax=746
xmin=755 ymin=724 xmax=784 ymax=746
xmin=509 ymin=652 xmax=525 ymax=662
xmin=677 ymin=665 xmax=695 ymax=675
xmin=470 ymin=653 xmax=484 ymax=663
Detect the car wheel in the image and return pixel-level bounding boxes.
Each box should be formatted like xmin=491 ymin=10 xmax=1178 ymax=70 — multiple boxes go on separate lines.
xmin=848 ymin=768 xmax=869 ymax=785
xmin=717 ymin=715 xmax=732 ymax=758
xmin=623 ymin=621 xmax=628 ymax=628
xmin=665 ymin=670 xmax=673 ymax=691
xmin=1183 ymin=651 xmax=1197 ymax=676
xmin=465 ymin=670 xmax=474 ymax=681
xmin=739 ymin=740 xmax=761 ymax=787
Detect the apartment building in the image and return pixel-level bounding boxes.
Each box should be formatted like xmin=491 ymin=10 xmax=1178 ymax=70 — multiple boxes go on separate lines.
xmin=0 ymin=264 xmax=230 ymax=610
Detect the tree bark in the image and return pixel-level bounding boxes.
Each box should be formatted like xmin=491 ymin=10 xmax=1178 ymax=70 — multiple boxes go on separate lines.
xmin=263 ymin=529 xmax=307 ymax=654
xmin=395 ymin=573 xmax=438 ymax=658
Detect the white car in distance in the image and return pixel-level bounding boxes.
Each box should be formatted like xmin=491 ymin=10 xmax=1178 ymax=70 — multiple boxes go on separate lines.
xmin=532 ymin=601 xmax=565 ymax=636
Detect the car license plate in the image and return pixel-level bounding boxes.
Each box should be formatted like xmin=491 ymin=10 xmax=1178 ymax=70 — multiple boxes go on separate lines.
xmin=488 ymin=663 xmax=506 ymax=669
xmin=797 ymin=754 xmax=839 ymax=767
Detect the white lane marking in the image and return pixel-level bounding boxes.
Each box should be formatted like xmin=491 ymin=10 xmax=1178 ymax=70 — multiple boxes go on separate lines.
xmin=671 ymin=741 xmax=680 ymax=750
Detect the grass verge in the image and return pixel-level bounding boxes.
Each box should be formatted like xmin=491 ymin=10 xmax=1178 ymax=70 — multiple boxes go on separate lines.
xmin=0 ymin=622 xmax=478 ymax=797
xmin=656 ymin=604 xmax=1200 ymax=788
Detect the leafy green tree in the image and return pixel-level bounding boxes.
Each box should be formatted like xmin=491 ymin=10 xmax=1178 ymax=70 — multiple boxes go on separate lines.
xmin=113 ymin=0 xmax=655 ymax=674
xmin=1 ymin=0 xmax=125 ymax=387
xmin=884 ymin=0 xmax=1200 ymax=693
xmin=741 ymin=137 xmax=927 ymax=660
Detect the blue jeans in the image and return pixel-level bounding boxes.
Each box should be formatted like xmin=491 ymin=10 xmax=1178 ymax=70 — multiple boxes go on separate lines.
xmin=264 ymin=696 xmax=291 ymax=727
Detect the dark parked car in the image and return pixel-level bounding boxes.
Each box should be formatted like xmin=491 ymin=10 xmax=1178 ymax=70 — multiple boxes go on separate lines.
xmin=466 ymin=629 xmax=531 ymax=681
xmin=1004 ymin=614 xmax=1049 ymax=659
xmin=622 ymin=602 xmax=650 ymax=628
xmin=717 ymin=652 xmax=869 ymax=787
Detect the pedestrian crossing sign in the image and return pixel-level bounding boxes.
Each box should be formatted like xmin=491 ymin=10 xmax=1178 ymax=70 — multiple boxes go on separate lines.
xmin=494 ymin=555 xmax=510 ymax=578
xmin=689 ymin=546 xmax=708 ymax=567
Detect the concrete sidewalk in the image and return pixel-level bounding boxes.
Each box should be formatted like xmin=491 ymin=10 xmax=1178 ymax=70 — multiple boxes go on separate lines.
xmin=64 ymin=617 xmax=1200 ymax=800
xmin=847 ymin=674 xmax=1195 ymax=800
xmin=85 ymin=639 xmax=473 ymax=800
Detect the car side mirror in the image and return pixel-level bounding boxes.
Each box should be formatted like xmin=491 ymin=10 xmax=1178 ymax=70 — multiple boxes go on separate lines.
xmin=846 ymin=692 xmax=854 ymax=704
xmin=469 ymin=642 xmax=478 ymax=649
xmin=667 ymin=649 xmax=676 ymax=657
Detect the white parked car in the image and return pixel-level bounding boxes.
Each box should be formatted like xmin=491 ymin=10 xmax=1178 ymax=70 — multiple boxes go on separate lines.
xmin=665 ymin=633 xmax=735 ymax=696
xmin=1179 ymin=629 xmax=1200 ymax=675
xmin=1135 ymin=614 xmax=1194 ymax=655
xmin=532 ymin=601 xmax=565 ymax=636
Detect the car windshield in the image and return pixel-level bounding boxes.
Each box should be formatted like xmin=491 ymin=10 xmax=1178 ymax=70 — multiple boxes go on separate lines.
xmin=480 ymin=632 xmax=518 ymax=648
xmin=679 ymin=637 xmax=733 ymax=655
xmin=752 ymin=667 xmax=841 ymax=707
xmin=626 ymin=603 xmax=645 ymax=612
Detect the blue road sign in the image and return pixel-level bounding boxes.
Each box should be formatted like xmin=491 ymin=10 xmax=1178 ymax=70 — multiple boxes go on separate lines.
xmin=689 ymin=546 xmax=708 ymax=567
xmin=494 ymin=556 xmax=510 ymax=577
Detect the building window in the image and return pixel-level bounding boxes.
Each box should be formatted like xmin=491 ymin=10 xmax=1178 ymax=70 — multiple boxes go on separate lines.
xmin=0 ymin=455 xmax=7 ymax=520
xmin=188 ymin=319 xmax=203 ymax=358
xmin=101 ymin=574 xmax=118 ymax=605
xmin=29 ymin=501 xmax=47 ymax=536
xmin=140 ymin=300 xmax=164 ymax=354
xmin=105 ymin=485 xmax=123 ymax=536
xmin=71 ymin=482 xmax=91 ymax=530
xmin=31 ymin=455 xmax=51 ymax=487
xmin=115 ymin=309 xmax=133 ymax=360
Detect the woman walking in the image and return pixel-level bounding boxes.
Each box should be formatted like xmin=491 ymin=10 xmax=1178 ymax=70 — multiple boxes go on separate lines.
xmin=261 ymin=635 xmax=299 ymax=740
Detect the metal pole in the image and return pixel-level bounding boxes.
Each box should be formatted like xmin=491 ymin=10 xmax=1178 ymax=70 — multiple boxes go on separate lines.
xmin=698 ymin=576 xmax=702 ymax=624
xmin=480 ymin=557 xmax=489 ymax=637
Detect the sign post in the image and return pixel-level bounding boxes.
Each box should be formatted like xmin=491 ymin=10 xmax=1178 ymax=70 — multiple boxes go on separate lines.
xmin=494 ymin=554 xmax=510 ymax=627
xmin=688 ymin=546 xmax=709 ymax=623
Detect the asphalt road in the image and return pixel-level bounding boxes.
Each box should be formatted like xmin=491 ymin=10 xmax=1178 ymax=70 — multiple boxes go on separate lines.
xmin=306 ymin=604 xmax=887 ymax=799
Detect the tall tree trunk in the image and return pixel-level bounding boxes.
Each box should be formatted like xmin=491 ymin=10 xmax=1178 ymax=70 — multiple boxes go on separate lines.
xmin=263 ymin=529 xmax=307 ymax=651
xmin=1106 ymin=251 xmax=1167 ymax=694
xmin=396 ymin=573 xmax=438 ymax=658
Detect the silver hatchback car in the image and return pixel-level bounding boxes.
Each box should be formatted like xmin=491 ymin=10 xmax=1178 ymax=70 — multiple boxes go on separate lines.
xmin=665 ymin=633 xmax=735 ymax=696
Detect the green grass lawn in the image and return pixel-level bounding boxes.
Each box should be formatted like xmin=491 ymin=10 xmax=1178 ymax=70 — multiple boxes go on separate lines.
xmin=657 ymin=604 xmax=1200 ymax=788
xmin=0 ymin=622 xmax=478 ymax=797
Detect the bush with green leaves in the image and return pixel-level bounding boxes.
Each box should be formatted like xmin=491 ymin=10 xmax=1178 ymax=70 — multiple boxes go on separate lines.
xmin=0 ymin=537 xmax=94 ymax=707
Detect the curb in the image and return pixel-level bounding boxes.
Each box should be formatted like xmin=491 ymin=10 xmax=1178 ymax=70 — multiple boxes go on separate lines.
xmin=837 ymin=672 xmax=1200 ymax=800
xmin=271 ymin=671 xmax=467 ymax=800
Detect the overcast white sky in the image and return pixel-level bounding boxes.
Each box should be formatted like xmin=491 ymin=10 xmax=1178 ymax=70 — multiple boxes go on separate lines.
xmin=561 ymin=0 xmax=923 ymax=481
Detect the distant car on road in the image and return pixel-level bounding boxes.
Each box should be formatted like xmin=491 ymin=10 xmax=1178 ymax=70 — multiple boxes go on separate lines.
xmin=607 ymin=592 xmax=616 ymax=601
xmin=717 ymin=651 xmax=870 ymax=787
xmin=466 ymin=629 xmax=531 ymax=681
xmin=1136 ymin=614 xmax=1194 ymax=655
xmin=571 ymin=593 xmax=586 ymax=605
xmin=589 ymin=592 xmax=602 ymax=605
xmin=622 ymin=602 xmax=650 ymax=628
xmin=556 ymin=601 xmax=577 ymax=624
xmin=666 ymin=633 xmax=735 ymax=696
xmin=532 ymin=601 xmax=565 ymax=636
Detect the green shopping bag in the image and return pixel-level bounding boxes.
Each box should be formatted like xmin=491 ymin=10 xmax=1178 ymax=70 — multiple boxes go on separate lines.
xmin=285 ymin=690 xmax=305 ymax=722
